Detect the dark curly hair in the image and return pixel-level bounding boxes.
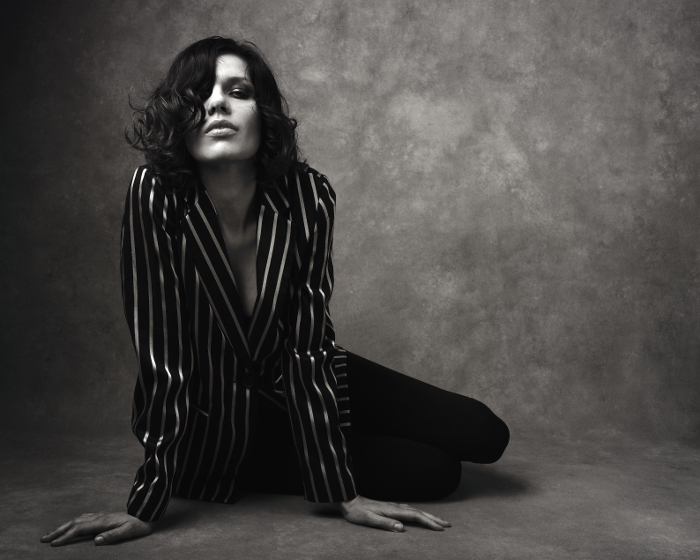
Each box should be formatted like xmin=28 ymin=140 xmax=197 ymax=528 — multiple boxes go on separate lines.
xmin=126 ymin=36 xmax=302 ymax=191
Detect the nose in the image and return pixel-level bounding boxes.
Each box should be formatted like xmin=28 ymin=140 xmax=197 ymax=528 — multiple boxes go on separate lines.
xmin=206 ymin=87 xmax=230 ymax=115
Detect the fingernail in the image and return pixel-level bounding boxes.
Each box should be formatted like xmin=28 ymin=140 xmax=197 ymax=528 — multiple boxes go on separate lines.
xmin=394 ymin=523 xmax=403 ymax=532
xmin=95 ymin=536 xmax=104 ymax=545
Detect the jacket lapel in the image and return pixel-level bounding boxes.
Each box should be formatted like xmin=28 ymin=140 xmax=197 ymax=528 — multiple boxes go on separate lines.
xmin=181 ymin=185 xmax=252 ymax=362
xmin=248 ymin=183 xmax=296 ymax=363
xmin=181 ymin=180 xmax=296 ymax=366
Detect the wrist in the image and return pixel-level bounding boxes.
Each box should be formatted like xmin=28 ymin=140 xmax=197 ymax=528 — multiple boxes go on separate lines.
xmin=335 ymin=494 xmax=362 ymax=515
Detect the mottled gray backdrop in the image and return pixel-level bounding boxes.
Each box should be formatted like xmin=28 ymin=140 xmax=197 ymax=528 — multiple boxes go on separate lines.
xmin=1 ymin=0 xmax=699 ymax=444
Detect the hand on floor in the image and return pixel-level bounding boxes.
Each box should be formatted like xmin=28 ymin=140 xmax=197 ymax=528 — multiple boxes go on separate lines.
xmin=337 ymin=495 xmax=451 ymax=532
xmin=40 ymin=511 xmax=156 ymax=546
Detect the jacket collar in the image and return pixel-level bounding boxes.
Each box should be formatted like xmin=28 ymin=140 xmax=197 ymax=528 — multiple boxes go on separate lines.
xmin=181 ymin=178 xmax=295 ymax=366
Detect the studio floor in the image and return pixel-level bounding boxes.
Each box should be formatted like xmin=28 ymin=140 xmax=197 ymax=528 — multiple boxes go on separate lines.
xmin=1 ymin=429 xmax=699 ymax=560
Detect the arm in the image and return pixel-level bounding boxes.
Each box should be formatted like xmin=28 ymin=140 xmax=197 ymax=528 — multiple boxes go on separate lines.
xmin=121 ymin=167 xmax=194 ymax=522
xmin=281 ymin=175 xmax=358 ymax=503
xmin=42 ymin=167 xmax=193 ymax=546
xmin=281 ymin=172 xmax=451 ymax=532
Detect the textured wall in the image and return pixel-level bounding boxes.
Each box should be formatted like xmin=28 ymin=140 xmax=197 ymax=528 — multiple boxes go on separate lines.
xmin=1 ymin=0 xmax=699 ymax=442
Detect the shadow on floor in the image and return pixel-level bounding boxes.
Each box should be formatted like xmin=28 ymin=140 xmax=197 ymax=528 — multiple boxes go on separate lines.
xmin=156 ymin=499 xmax=202 ymax=533
xmin=437 ymin=463 xmax=532 ymax=503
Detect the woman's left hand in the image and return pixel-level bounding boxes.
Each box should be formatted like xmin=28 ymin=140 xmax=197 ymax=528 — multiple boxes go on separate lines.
xmin=336 ymin=495 xmax=451 ymax=532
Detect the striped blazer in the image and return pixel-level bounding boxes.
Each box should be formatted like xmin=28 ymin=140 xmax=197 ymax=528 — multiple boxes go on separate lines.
xmin=120 ymin=164 xmax=357 ymax=522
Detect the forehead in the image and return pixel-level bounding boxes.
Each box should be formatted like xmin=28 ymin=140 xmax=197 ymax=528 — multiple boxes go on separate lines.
xmin=216 ymin=54 xmax=249 ymax=81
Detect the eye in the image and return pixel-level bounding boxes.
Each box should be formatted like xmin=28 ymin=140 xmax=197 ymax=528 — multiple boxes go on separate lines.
xmin=229 ymin=87 xmax=252 ymax=99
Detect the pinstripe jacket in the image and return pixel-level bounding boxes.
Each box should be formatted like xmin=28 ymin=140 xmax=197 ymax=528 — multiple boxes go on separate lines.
xmin=120 ymin=164 xmax=357 ymax=522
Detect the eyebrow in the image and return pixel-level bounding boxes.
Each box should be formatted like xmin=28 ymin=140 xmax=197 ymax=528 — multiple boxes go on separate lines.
xmin=220 ymin=76 xmax=252 ymax=88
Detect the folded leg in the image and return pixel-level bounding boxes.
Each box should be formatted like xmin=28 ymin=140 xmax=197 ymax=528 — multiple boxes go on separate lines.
xmin=346 ymin=351 xmax=510 ymax=464
xmin=243 ymin=398 xmax=460 ymax=501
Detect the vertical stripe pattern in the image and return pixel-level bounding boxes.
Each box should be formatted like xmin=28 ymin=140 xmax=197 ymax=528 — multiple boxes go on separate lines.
xmin=120 ymin=165 xmax=356 ymax=522
xmin=121 ymin=170 xmax=194 ymax=521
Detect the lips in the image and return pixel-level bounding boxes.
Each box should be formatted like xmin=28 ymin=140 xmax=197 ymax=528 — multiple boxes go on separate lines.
xmin=204 ymin=119 xmax=237 ymax=134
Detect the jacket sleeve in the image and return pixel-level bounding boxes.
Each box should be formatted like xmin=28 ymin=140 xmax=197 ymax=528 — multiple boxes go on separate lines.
xmin=120 ymin=167 xmax=194 ymax=522
xmin=281 ymin=172 xmax=358 ymax=503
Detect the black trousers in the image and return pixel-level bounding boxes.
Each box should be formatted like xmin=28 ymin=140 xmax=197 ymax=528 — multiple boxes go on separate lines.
xmin=243 ymin=351 xmax=510 ymax=502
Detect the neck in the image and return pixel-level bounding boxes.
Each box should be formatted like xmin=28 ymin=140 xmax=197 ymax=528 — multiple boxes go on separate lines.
xmin=198 ymin=160 xmax=258 ymax=233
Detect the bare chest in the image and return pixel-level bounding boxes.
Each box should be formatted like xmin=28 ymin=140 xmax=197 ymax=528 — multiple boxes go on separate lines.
xmin=218 ymin=219 xmax=258 ymax=318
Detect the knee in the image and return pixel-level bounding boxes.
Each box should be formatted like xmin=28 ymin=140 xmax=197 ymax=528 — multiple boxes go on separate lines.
xmin=451 ymin=402 xmax=510 ymax=464
xmin=479 ymin=416 xmax=510 ymax=464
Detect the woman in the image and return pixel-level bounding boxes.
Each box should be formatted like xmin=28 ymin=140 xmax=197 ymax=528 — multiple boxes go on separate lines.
xmin=41 ymin=36 xmax=509 ymax=546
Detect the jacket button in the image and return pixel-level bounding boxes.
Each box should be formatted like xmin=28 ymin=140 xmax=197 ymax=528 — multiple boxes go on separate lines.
xmin=242 ymin=371 xmax=256 ymax=388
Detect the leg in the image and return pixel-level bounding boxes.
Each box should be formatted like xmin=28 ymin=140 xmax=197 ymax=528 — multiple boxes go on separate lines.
xmin=241 ymin=395 xmax=305 ymax=495
xmin=346 ymin=351 xmax=510 ymax=464
xmin=347 ymin=432 xmax=462 ymax=501
xmin=243 ymin=395 xmax=461 ymax=501
xmin=244 ymin=352 xmax=509 ymax=500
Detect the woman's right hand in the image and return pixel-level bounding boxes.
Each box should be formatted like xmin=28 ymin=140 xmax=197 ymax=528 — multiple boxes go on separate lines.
xmin=40 ymin=512 xmax=156 ymax=546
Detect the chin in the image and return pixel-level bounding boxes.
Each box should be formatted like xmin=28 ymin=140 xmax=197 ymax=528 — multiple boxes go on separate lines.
xmin=197 ymin=149 xmax=257 ymax=166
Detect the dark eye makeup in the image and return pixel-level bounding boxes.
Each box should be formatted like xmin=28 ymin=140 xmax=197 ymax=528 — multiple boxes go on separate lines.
xmin=229 ymin=87 xmax=253 ymax=99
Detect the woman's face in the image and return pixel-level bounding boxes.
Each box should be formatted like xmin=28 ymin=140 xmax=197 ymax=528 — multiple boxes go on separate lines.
xmin=185 ymin=54 xmax=261 ymax=168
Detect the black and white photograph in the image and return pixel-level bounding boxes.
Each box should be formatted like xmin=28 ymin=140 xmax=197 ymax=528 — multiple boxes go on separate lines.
xmin=1 ymin=1 xmax=699 ymax=558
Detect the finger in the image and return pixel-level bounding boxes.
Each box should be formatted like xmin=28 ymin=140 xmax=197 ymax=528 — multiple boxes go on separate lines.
xmin=416 ymin=510 xmax=451 ymax=527
xmin=41 ymin=521 xmax=74 ymax=542
xmin=362 ymin=512 xmax=405 ymax=533
xmin=392 ymin=504 xmax=450 ymax=527
xmin=95 ymin=521 xmax=149 ymax=546
xmin=49 ymin=518 xmax=110 ymax=547
xmin=387 ymin=508 xmax=445 ymax=531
